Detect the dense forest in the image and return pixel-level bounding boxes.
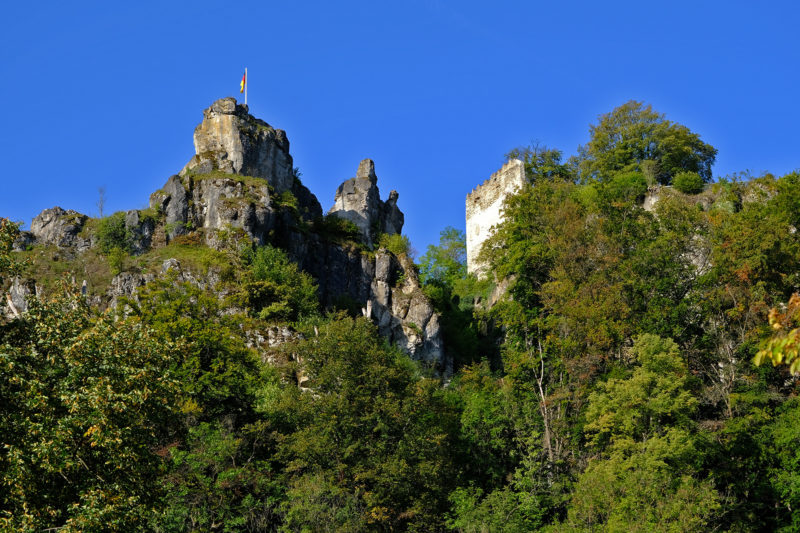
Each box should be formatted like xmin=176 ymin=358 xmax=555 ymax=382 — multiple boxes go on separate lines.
xmin=3 ymin=101 xmax=800 ymax=532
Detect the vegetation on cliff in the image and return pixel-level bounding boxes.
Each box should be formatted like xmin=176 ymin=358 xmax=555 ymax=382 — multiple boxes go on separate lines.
xmin=3 ymin=101 xmax=800 ymax=531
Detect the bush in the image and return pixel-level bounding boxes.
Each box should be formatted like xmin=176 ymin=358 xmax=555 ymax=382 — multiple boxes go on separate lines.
xmin=673 ymin=171 xmax=705 ymax=194
xmin=312 ymin=214 xmax=362 ymax=244
xmin=96 ymin=212 xmax=132 ymax=254
xmin=377 ymin=233 xmax=412 ymax=257
xmin=106 ymin=246 xmax=127 ymax=275
xmin=603 ymin=171 xmax=648 ymax=203
xmin=238 ymin=245 xmax=319 ymax=322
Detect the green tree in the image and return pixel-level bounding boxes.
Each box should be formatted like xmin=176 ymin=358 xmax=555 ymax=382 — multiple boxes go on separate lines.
xmin=562 ymin=335 xmax=720 ymax=531
xmin=236 ymin=244 xmax=319 ymax=322
xmin=673 ymin=170 xmax=706 ymax=194
xmin=272 ymin=316 xmax=460 ymax=531
xmin=155 ymin=421 xmax=283 ymax=532
xmin=418 ymin=227 xmax=466 ymax=288
xmin=574 ymin=100 xmax=717 ymax=185
xmin=0 ymin=295 xmax=180 ymax=530
xmin=766 ymin=399 xmax=800 ymax=531
xmin=506 ymin=143 xmax=573 ymax=184
xmin=0 ymin=219 xmax=183 ymax=531
xmin=131 ymin=274 xmax=259 ymax=421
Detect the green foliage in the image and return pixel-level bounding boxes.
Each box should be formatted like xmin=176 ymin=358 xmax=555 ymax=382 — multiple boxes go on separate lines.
xmin=0 ymin=219 xmax=23 ymax=287
xmin=574 ymin=100 xmax=717 ymax=184
xmin=673 ymin=170 xmax=706 ymax=194
xmin=273 ymin=316 xmax=461 ymax=531
xmin=418 ymin=226 xmax=466 ymax=287
xmin=506 ymin=143 xmax=573 ymax=183
xmin=106 ymin=245 xmax=127 ymax=274
xmin=312 ymin=214 xmax=362 ymax=244
xmin=377 ymin=232 xmax=412 ymax=257
xmin=156 ymin=421 xmax=282 ymax=532
xmin=277 ymin=189 xmax=299 ymax=211
xmin=131 ymin=274 xmax=259 ymax=420
xmin=584 ymin=335 xmax=697 ymax=448
xmin=418 ymin=227 xmax=494 ymax=366
xmin=0 ymin=282 xmax=181 ymax=531
xmin=96 ymin=211 xmax=133 ymax=254
xmin=767 ymin=399 xmax=800 ymax=531
xmin=600 ymin=170 xmax=648 ymax=204
xmin=562 ymin=335 xmax=719 ymax=531
xmin=237 ymin=244 xmax=319 ymax=322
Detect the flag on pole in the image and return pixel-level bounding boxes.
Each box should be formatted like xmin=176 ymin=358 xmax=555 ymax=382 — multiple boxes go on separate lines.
xmin=240 ymin=71 xmax=246 ymax=93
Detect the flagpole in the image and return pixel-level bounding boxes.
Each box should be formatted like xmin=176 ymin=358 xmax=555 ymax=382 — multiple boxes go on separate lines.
xmin=245 ymin=67 xmax=248 ymax=106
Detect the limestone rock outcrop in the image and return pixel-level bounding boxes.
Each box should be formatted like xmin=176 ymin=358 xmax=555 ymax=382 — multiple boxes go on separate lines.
xmin=329 ymin=159 xmax=404 ymax=247
xmin=151 ymin=175 xmax=190 ymax=239
xmin=16 ymin=97 xmax=446 ymax=372
xmin=150 ymin=171 xmax=321 ymax=247
xmin=5 ymin=277 xmax=35 ymax=318
xmin=285 ymin=236 xmax=447 ymax=372
xmin=369 ymin=251 xmax=445 ymax=370
xmin=181 ymin=97 xmax=294 ymax=193
xmin=125 ymin=210 xmax=155 ymax=254
xmin=30 ymin=207 xmax=90 ymax=250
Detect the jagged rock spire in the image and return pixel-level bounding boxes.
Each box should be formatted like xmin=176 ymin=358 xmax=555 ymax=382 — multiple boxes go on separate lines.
xmin=180 ymin=97 xmax=294 ymax=193
xmin=329 ymin=159 xmax=404 ymax=248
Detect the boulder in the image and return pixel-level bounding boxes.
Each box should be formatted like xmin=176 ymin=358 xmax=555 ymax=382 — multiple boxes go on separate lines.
xmin=30 ymin=207 xmax=89 ymax=248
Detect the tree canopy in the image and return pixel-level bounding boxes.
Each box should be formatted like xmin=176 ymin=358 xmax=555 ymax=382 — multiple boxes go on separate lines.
xmin=574 ymin=100 xmax=717 ymax=185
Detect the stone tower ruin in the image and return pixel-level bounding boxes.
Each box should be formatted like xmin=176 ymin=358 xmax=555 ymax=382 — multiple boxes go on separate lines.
xmin=465 ymin=159 xmax=525 ymax=276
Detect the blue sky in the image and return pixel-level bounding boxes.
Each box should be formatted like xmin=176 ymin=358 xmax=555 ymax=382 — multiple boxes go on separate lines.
xmin=2 ymin=1 xmax=799 ymax=253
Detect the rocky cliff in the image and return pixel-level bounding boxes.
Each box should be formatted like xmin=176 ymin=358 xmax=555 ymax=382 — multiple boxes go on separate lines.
xmin=328 ymin=158 xmax=404 ymax=248
xmin=11 ymin=98 xmax=448 ymax=372
xmin=181 ymin=97 xmax=295 ymax=193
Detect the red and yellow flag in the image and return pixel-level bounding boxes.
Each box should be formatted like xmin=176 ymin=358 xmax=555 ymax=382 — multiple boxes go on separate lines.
xmin=240 ymin=71 xmax=246 ymax=93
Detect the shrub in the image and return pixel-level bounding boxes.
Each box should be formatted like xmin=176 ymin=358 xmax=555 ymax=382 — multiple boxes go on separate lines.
xmin=238 ymin=245 xmax=319 ymax=322
xmin=96 ymin=212 xmax=132 ymax=254
xmin=312 ymin=214 xmax=362 ymax=244
xmin=377 ymin=233 xmax=412 ymax=257
xmin=673 ymin=171 xmax=706 ymax=194
xmin=604 ymin=171 xmax=648 ymax=203
xmin=106 ymin=246 xmax=127 ymax=275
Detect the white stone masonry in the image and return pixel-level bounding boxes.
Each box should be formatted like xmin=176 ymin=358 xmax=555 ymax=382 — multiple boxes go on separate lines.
xmin=465 ymin=159 xmax=525 ymax=276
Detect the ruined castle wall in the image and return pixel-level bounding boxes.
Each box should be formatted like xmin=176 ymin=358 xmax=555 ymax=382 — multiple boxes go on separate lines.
xmin=465 ymin=159 xmax=525 ymax=275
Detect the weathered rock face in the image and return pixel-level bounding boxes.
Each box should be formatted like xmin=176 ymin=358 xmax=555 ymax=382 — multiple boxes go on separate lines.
xmin=181 ymin=97 xmax=294 ymax=193
xmin=108 ymin=271 xmax=155 ymax=309
xmin=369 ymin=251 xmax=445 ymax=371
xmin=5 ymin=277 xmax=35 ymax=318
xmin=151 ymin=174 xmax=312 ymax=247
xmin=17 ymin=98 xmax=445 ymax=371
xmin=285 ymin=233 xmax=447 ymax=372
xmin=30 ymin=207 xmax=90 ymax=249
xmin=125 ymin=210 xmax=155 ymax=254
xmin=329 ymin=159 xmax=404 ymax=247
xmin=382 ymin=190 xmax=404 ymax=236
xmin=12 ymin=231 xmax=35 ymax=252
xmin=150 ymin=175 xmax=189 ymax=239
xmin=190 ymin=175 xmax=274 ymax=243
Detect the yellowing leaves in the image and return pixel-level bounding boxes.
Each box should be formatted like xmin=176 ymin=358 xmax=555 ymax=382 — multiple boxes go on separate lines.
xmin=756 ymin=293 xmax=800 ymax=375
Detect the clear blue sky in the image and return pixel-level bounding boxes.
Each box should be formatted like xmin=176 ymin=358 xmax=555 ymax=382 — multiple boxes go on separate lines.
xmin=2 ymin=1 xmax=799 ymax=254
